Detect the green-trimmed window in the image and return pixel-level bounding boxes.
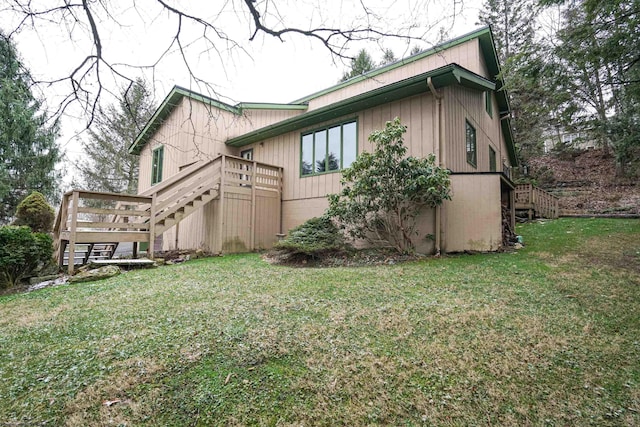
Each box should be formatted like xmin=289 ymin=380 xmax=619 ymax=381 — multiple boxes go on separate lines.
xmin=301 ymin=120 xmax=357 ymax=176
xmin=485 ymin=91 xmax=493 ymax=117
xmin=489 ymin=146 xmax=497 ymax=172
xmin=151 ymin=145 xmax=164 ymax=185
xmin=466 ymin=120 xmax=477 ymax=168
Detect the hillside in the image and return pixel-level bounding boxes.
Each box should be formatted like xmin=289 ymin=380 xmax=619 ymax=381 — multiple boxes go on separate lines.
xmin=528 ymin=149 xmax=640 ymax=215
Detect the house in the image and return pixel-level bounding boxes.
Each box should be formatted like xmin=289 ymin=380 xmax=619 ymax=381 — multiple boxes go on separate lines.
xmin=54 ymin=26 xmax=518 ymax=272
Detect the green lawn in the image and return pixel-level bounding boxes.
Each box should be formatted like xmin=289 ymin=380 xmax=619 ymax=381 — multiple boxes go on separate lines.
xmin=1 ymin=218 xmax=639 ymax=426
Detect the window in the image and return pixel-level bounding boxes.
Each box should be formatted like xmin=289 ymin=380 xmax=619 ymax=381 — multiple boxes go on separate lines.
xmin=484 ymin=91 xmax=493 ymax=117
xmin=465 ymin=120 xmax=477 ymax=168
xmin=151 ymin=145 xmax=164 ymax=185
xmin=489 ymin=146 xmax=496 ymax=172
xmin=301 ymin=120 xmax=357 ymax=176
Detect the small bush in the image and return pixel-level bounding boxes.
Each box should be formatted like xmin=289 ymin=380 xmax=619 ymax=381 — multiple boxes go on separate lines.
xmin=13 ymin=191 xmax=55 ymax=233
xmin=0 ymin=226 xmax=54 ymax=288
xmin=273 ymin=216 xmax=347 ymax=261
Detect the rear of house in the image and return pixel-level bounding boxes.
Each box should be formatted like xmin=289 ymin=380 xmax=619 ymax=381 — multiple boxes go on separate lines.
xmin=129 ymin=26 xmax=517 ymax=254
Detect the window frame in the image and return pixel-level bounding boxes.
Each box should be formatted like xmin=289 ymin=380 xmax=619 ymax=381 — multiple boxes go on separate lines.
xmin=489 ymin=146 xmax=497 ymax=172
xmin=484 ymin=91 xmax=493 ymax=118
xmin=465 ymin=120 xmax=477 ymax=168
xmin=151 ymin=145 xmax=164 ymax=185
xmin=300 ymin=118 xmax=358 ymax=177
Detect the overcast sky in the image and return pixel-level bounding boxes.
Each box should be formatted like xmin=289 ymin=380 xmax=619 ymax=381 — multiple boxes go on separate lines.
xmin=4 ymin=0 xmax=484 ymax=186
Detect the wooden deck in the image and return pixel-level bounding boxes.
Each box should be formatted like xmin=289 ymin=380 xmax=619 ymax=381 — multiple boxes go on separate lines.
xmin=53 ymin=155 xmax=282 ymax=274
xmin=515 ymin=183 xmax=560 ymax=219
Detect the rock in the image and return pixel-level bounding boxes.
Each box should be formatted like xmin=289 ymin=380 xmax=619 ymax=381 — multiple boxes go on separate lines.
xmin=514 ymin=243 xmax=524 ymax=250
xmin=29 ymin=274 xmax=59 ymax=285
xmin=154 ymin=258 xmax=166 ymax=266
xmin=69 ymin=265 xmax=121 ymax=283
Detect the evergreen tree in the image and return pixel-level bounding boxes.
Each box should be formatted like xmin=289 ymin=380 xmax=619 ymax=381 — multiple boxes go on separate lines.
xmin=379 ymin=48 xmax=397 ymax=66
xmin=78 ymin=78 xmax=156 ymax=195
xmin=0 ymin=34 xmax=61 ymax=224
xmin=544 ymin=0 xmax=640 ymax=174
xmin=479 ymin=0 xmax=554 ymax=162
xmin=340 ymin=49 xmax=376 ymax=82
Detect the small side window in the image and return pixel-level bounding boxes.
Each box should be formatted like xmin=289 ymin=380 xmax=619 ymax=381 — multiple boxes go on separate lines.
xmin=466 ymin=120 xmax=477 ymax=168
xmin=151 ymin=145 xmax=164 ymax=185
xmin=485 ymin=91 xmax=493 ymax=117
xmin=489 ymin=146 xmax=496 ymax=172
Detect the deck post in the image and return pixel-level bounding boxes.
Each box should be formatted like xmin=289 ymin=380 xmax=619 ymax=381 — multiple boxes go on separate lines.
xmin=68 ymin=191 xmax=80 ymax=275
xmin=277 ymin=167 xmax=283 ymax=234
xmin=149 ymin=193 xmax=157 ymax=260
xmin=250 ymin=160 xmax=257 ymax=250
xmin=216 ymin=156 xmax=226 ymax=254
xmin=55 ymin=194 xmax=69 ymax=267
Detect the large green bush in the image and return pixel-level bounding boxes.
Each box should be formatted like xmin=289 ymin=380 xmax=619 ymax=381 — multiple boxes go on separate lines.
xmin=273 ymin=216 xmax=347 ymax=261
xmin=328 ymin=118 xmax=451 ymax=253
xmin=13 ymin=191 xmax=55 ymax=233
xmin=0 ymin=226 xmax=53 ymax=288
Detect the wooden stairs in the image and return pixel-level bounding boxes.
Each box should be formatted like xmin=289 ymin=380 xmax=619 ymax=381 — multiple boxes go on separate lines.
xmin=53 ymin=154 xmax=284 ymax=275
xmin=514 ymin=183 xmax=560 ymax=219
xmin=54 ymin=157 xmax=223 ymax=274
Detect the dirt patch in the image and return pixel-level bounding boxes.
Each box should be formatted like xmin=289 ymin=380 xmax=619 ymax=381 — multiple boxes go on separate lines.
xmin=65 ymin=357 xmax=164 ymax=427
xmin=264 ymin=248 xmax=425 ymax=267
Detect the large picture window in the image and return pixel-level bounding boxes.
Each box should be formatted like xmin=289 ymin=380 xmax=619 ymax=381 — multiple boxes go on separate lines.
xmin=301 ymin=120 xmax=357 ymax=176
xmin=151 ymin=145 xmax=164 ymax=185
xmin=466 ymin=120 xmax=477 ymax=168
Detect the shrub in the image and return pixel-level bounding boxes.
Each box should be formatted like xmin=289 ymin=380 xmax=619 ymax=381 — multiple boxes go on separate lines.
xmin=13 ymin=191 xmax=55 ymax=233
xmin=0 ymin=226 xmax=54 ymax=288
xmin=328 ymin=118 xmax=451 ymax=254
xmin=273 ymin=216 xmax=347 ymax=261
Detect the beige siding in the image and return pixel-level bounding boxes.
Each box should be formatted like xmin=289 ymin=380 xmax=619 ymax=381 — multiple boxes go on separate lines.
xmin=137 ymin=101 xmax=303 ymax=195
xmin=306 ymin=39 xmax=484 ymax=110
xmin=282 ymin=198 xmax=329 ymax=233
xmin=444 ymin=174 xmax=502 ymax=252
xmin=443 ymin=85 xmax=504 ymax=173
xmin=250 ymin=92 xmax=437 ymax=208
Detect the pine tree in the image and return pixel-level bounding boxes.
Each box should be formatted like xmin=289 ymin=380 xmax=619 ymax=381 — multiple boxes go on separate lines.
xmin=0 ymin=34 xmax=61 ymax=224
xmin=379 ymin=48 xmax=397 ymax=66
xmin=78 ymin=78 xmax=155 ymax=195
xmin=340 ymin=49 xmax=376 ymax=82
xmin=479 ymin=0 xmax=554 ymax=162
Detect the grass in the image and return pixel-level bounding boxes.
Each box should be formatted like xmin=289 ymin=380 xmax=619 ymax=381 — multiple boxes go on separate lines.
xmin=1 ymin=218 xmax=639 ymax=426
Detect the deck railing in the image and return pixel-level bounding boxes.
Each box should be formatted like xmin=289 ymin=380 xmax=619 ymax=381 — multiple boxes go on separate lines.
xmin=514 ymin=183 xmax=560 ymax=219
xmin=54 ymin=154 xmax=283 ymax=274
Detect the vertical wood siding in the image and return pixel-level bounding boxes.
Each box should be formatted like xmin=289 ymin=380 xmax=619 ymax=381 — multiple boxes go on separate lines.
xmin=444 ymin=85 xmax=504 ymax=173
xmin=444 ymin=174 xmax=501 ymax=252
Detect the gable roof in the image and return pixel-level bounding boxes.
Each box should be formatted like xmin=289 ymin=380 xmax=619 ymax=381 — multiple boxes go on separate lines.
xmin=128 ymin=86 xmax=308 ymax=155
xmin=130 ymin=26 xmax=516 ymax=165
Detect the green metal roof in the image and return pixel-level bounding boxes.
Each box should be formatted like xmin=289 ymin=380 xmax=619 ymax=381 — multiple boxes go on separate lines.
xmin=227 ymin=64 xmax=496 ymax=147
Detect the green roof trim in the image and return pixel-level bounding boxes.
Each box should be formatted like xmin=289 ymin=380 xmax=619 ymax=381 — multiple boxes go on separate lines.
xmin=237 ymin=103 xmax=308 ymax=111
xmin=227 ymin=64 xmax=495 ymax=148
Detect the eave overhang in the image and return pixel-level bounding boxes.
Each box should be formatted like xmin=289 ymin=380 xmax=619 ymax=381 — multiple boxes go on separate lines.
xmin=227 ymin=64 xmax=495 ymax=148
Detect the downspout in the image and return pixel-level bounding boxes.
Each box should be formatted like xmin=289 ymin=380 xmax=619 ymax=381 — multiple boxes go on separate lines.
xmin=427 ymin=77 xmax=445 ymax=255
